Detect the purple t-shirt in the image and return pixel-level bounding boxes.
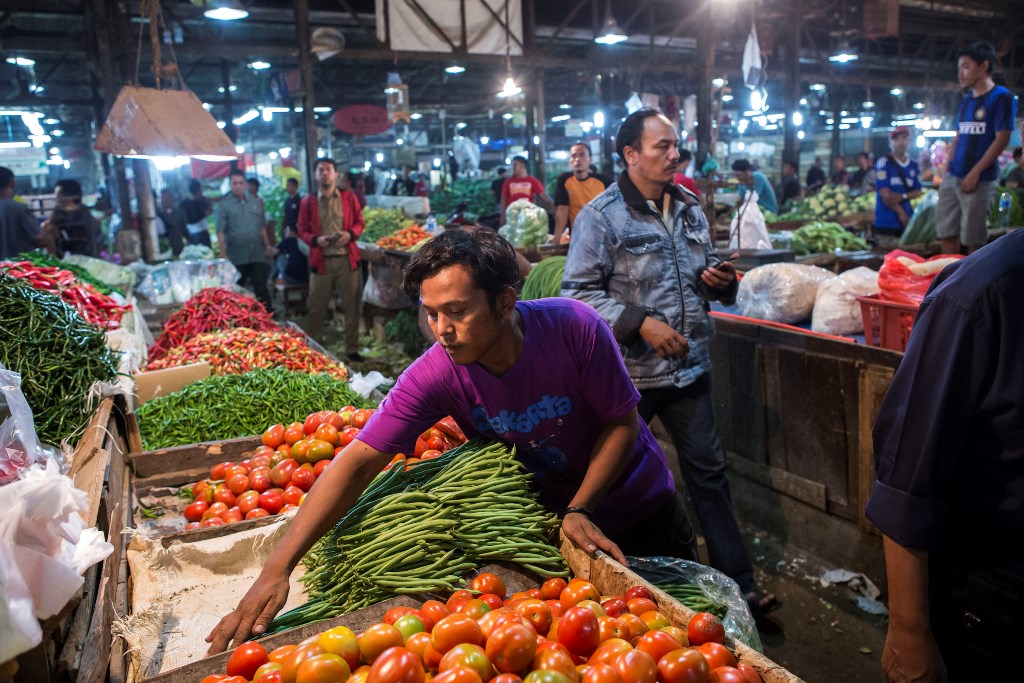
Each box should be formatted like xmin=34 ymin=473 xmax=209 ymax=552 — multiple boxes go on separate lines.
xmin=357 ymin=298 xmax=676 ymax=534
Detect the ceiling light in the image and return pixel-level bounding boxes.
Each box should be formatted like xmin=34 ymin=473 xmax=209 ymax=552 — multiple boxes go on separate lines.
xmin=551 ymin=114 xmax=570 ymax=123
xmin=279 ymin=147 xmax=291 ymax=158
xmin=792 ymin=112 xmax=803 ymax=126
xmin=49 ymin=147 xmax=59 ymax=155
xmin=711 ymin=78 xmax=726 ymax=89
xmin=232 ymin=109 xmax=259 ymax=125
xmin=43 ymin=118 xmax=59 ymax=125
xmin=445 ymin=64 xmax=466 ymax=75
xmin=456 ymin=122 xmax=467 ymax=129
xmin=5 ymin=57 xmax=35 ymax=68
xmin=913 ymin=102 xmax=926 ymax=110
xmin=863 ymin=101 xmax=875 ymax=109
xmin=51 ymin=129 xmax=64 ymax=137
xmin=593 ymin=111 xmax=605 ymax=129
xmin=497 ymin=77 xmax=521 ymax=98
xmin=0 ymin=142 xmax=31 ymax=149
xmin=204 ymin=1 xmax=249 ymax=21
xmin=375 ymin=152 xmax=384 ymax=163
xmin=502 ymin=113 xmax=513 ymax=120
xmin=797 ymin=130 xmax=805 ymax=140
xmin=810 ymin=83 xmax=826 ymax=92
xmin=217 ymin=85 xmax=238 ymax=93
xmin=268 ymin=151 xmax=278 ymax=159
xmin=799 ymin=98 xmax=808 ymax=106
xmin=248 ymin=61 xmax=271 ymax=70
xmin=235 ymin=145 xmax=244 ymax=153
xmin=559 ymin=104 xmax=571 ymax=110
xmin=580 ymin=122 xmax=593 ymax=133
xmin=890 ymin=87 xmax=903 ymax=96
xmin=722 ymin=95 xmax=734 ymax=103
xmin=533 ymin=135 xmax=540 ymax=144
xmin=410 ymin=113 xmax=423 ymax=120
xmin=396 ymin=138 xmax=404 ymax=146
xmin=216 ymin=121 xmax=226 ymax=128
xmin=433 ymin=158 xmax=442 ymax=168
xmin=480 ymin=136 xmax=490 ymax=145
xmin=594 ymin=0 xmax=628 ymax=45
xmin=313 ymin=107 xmax=331 ymax=113
xmin=829 ymin=41 xmax=859 ymax=63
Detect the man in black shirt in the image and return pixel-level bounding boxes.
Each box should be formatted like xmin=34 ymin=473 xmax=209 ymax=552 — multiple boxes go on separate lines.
xmin=490 ymin=167 xmax=507 ymax=212
xmin=778 ymin=159 xmax=802 ymax=205
xmin=389 ymin=166 xmax=416 ymax=196
xmin=180 ymin=179 xmax=212 ymax=246
xmin=282 ymin=177 xmax=301 ymax=238
xmin=805 ymin=157 xmax=826 ymax=192
xmin=866 ymin=229 xmax=1024 ymax=680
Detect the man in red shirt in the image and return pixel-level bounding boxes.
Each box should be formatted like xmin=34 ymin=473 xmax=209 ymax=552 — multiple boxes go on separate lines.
xmin=298 ymin=158 xmax=365 ymax=360
xmin=500 ymin=156 xmax=553 ymax=216
xmin=672 ymin=149 xmax=701 ymax=198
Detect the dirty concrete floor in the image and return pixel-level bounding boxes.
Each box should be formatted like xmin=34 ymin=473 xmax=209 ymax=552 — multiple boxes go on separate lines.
xmin=742 ymin=526 xmax=888 ymax=682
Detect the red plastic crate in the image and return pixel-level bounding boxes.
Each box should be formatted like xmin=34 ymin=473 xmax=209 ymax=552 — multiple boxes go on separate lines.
xmin=857 ymin=294 xmax=920 ymax=352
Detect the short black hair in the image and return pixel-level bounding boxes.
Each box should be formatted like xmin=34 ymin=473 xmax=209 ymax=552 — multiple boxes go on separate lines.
xmin=731 ymin=159 xmax=752 ymax=173
xmin=958 ymin=41 xmax=998 ymax=74
xmin=857 ymin=152 xmax=870 ymax=161
xmin=511 ymin=155 xmax=528 ymax=166
xmin=247 ymin=177 xmax=260 ymax=190
xmin=0 ymin=166 xmax=13 ymax=190
xmin=1014 ymin=146 xmax=1023 ymax=161
xmin=56 ymin=179 xmax=82 ymax=200
xmin=403 ymin=228 xmax=521 ymax=306
xmin=286 ymin=177 xmax=299 ymax=186
xmin=314 ymin=158 xmax=337 ymax=172
xmin=570 ymin=142 xmax=591 ymax=156
xmin=229 ymin=169 xmax=246 ymax=179
xmin=678 ymin=149 xmax=692 ymax=163
xmin=783 ymin=158 xmax=798 ymax=172
xmin=616 ymin=108 xmax=666 ymax=157
xmin=496 ymin=167 xmax=506 ymax=175
xmin=189 ymin=179 xmax=202 ymax=194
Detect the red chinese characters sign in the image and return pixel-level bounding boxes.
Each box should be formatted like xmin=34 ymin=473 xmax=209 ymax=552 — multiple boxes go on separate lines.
xmin=333 ymin=105 xmax=392 ymax=135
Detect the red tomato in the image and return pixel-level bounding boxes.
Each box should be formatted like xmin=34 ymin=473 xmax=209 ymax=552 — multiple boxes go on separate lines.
xmin=200 ymin=517 xmax=224 ymax=527
xmin=288 ymin=467 xmax=314 ymax=492
xmin=531 ymin=649 xmax=578 ymax=682
xmin=203 ymin=501 xmax=228 ymax=520
xmin=635 ymin=631 xmax=680 ymax=662
xmin=546 ymin=600 xmax=566 ymax=619
xmin=493 ymin=675 xmax=524 ymax=683
xmin=351 ymin=409 xmax=373 ymax=429
xmin=313 ymin=423 xmax=340 ymax=447
xmin=224 ymin=464 xmax=249 ymax=480
xmin=597 ymin=617 xmax=628 ymax=643
xmin=617 ymin=615 xmax=647 ymax=641
xmin=253 ymin=662 xmax=283 ymax=682
xmin=687 ymin=614 xmax=725 ymax=647
xmin=223 ymin=507 xmax=244 ymax=523
xmin=708 ymin=667 xmax=748 ymax=683
xmin=269 ymin=644 xmax=297 ymax=663
xmin=486 ymin=623 xmax=537 ymax=674
xmin=446 ymin=589 xmax=475 ymax=613
xmin=470 ymin=572 xmax=507 ymax=599
xmin=282 ymin=485 xmax=305 ymax=506
xmin=639 ymin=612 xmax=670 ymax=632
xmin=199 ymin=675 xmax=230 ymax=683
xmin=262 ymin=424 xmax=286 ymax=448
xmin=226 ymin=473 xmax=250 ymax=496
xmin=425 ymin=435 xmax=447 ymax=452
xmin=420 ymin=599 xmax=451 ymax=627
xmin=338 ymin=406 xmax=356 ymax=426
xmin=610 ymin=650 xmax=656 ymax=683
xmin=258 ymin=490 xmax=284 ymax=514
xmin=322 ymin=411 xmax=344 ymax=430
xmin=413 ymin=437 xmax=429 ymax=458
xmin=226 ymin=641 xmax=269 ymax=680
xmin=313 ymin=459 xmax=331 ymax=477
xmin=237 ymin=490 xmax=260 ymax=515
xmin=587 ymin=638 xmax=632 ymax=666
xmin=184 ymin=521 xmax=200 ymax=530
xmin=582 ymin=663 xmax=622 ymax=683
xmin=270 ymin=459 xmax=299 ymax=488
xmin=431 ymin=667 xmax=483 ymax=683
xmin=210 ymin=461 xmax=234 ymax=480
xmin=431 ymin=613 xmax=484 ymax=653
xmin=459 ymin=599 xmax=492 ymax=620
xmin=284 ymin=424 xmax=305 ymax=446
xmin=541 ymin=578 xmax=568 ymax=601
xmin=420 ymin=449 xmax=443 ymax=461
xmin=560 ymin=582 xmax=600 ymax=608
xmin=438 ymin=643 xmax=492 ymax=681
xmin=191 ymin=479 xmax=208 ymax=500
xmin=478 ymin=593 xmax=504 ymax=610
xmin=368 ymin=647 xmax=424 ymax=683
xmin=358 ymin=624 xmax=404 ymax=664
xmin=383 ymin=607 xmax=417 ymax=624
xmin=599 ymin=598 xmax=628 ymax=619
xmin=696 ymin=644 xmax=737 ymax=671
xmin=656 ymin=648 xmax=710 ymax=683
xmin=404 ymin=632 xmax=432 ymax=668
xmin=339 ymin=426 xmax=361 ymax=447
xmin=249 ymin=471 xmax=272 ymax=493
xmin=557 ymin=607 xmax=600 ymax=657
xmin=183 ymin=500 xmax=208 ymax=523
xmin=626 ymin=599 xmax=657 ymax=617
xmin=246 ymin=508 xmax=271 ymax=520
xmin=515 ymin=599 xmax=553 ymax=636
xmin=303 ymin=412 xmax=325 ymax=435
xmin=624 ymin=587 xmax=655 ymax=603
xmin=735 ymin=663 xmax=761 ymax=683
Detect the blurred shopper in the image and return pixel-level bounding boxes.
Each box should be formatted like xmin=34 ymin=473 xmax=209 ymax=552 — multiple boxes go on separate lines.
xmin=806 ymin=157 xmax=826 ymax=192
xmin=48 ymin=179 xmax=99 ymax=257
xmin=181 ymin=179 xmax=213 ymax=246
xmin=672 ymin=149 xmax=701 ymax=198
xmin=830 ymin=156 xmax=851 ymax=187
xmin=779 ymin=159 xmax=803 ymax=205
xmin=1003 ymin=147 xmax=1024 ymax=188
xmin=282 ymin=177 xmax=302 ymax=238
xmin=491 ymin=167 xmax=507 ymax=212
xmin=216 ymin=169 xmax=273 ymax=310
xmin=873 ymin=127 xmax=923 ymax=247
xmin=389 ymin=165 xmax=416 ymax=196
xmin=0 ymin=166 xmax=51 ymax=258
xmin=937 ymin=41 xmax=1016 ymax=254
xmin=157 ymin=188 xmax=187 ymax=257
xmin=851 ymin=152 xmax=876 ymax=195
xmin=270 ymin=225 xmax=309 ymax=286
xmin=500 ymin=156 xmax=552 ymax=216
xmin=553 ymin=143 xmax=610 ymax=244
xmin=732 ymin=159 xmax=778 ymax=214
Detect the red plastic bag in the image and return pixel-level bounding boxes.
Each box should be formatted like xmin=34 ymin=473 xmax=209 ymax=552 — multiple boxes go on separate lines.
xmin=877 ymin=250 xmax=964 ymax=306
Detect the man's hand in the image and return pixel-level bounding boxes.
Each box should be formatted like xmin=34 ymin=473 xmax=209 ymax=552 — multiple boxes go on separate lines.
xmin=881 ymin=625 xmax=947 ymax=682
xmin=205 ymin=568 xmax=290 ymax=654
xmin=639 ymin=317 xmax=689 ymax=359
xmin=960 ymin=169 xmax=980 ymax=194
xmin=316 ymin=234 xmax=337 ymax=248
xmin=561 ymin=512 xmax=627 ymax=566
xmin=701 ymin=258 xmax=737 ymax=291
xmin=337 ymin=232 xmax=352 ymax=247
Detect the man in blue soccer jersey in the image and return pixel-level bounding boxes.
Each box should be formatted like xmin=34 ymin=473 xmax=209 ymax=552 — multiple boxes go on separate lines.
xmin=936 ymin=41 xmax=1016 ymax=254
xmin=873 ymin=127 xmax=923 ymax=246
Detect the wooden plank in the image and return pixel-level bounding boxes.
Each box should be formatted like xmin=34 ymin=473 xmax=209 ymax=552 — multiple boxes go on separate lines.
xmin=835 ymin=359 xmax=867 ymax=521
xmin=776 ymin=348 xmax=821 ymax=486
xmin=762 ymin=346 xmax=788 ymax=472
xmin=129 ymin=435 xmax=262 ymax=478
xmin=858 ymin=365 xmax=895 ymax=534
xmin=806 ymin=354 xmax=849 ymax=509
xmin=69 ymin=397 xmax=116 ymax=528
xmin=726 ymin=451 xmax=828 ymax=510
xmin=730 ymin=335 xmax=767 ymax=464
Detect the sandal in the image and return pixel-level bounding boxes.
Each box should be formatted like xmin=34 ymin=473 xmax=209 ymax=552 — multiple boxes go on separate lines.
xmin=745 ymin=590 xmax=781 ymax=616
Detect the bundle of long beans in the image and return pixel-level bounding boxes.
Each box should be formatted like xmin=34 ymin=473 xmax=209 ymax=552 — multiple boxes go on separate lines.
xmin=272 ymin=440 xmax=566 ymax=631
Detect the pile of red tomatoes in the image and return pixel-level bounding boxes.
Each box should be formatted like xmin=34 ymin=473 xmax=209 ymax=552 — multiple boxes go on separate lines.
xmin=200 ymin=574 xmax=761 ymax=683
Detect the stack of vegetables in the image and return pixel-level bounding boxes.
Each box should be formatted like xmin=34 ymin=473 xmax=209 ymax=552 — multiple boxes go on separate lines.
xmin=769 ymin=185 xmax=875 ymax=223
xmin=520 ymin=257 xmax=566 ymax=301
xmin=135 ymin=367 xmax=374 ymax=450
xmin=363 ymin=207 xmax=418 ymax=244
xmin=148 ymin=287 xmax=277 ymax=361
xmin=0 ymin=259 xmax=132 ymax=329
xmin=272 ymin=439 xmax=567 ymax=630
xmin=179 ymin=408 xmax=465 ymax=530
xmin=500 ymin=200 xmax=549 ymax=248
xmin=14 ymin=250 xmax=124 ymax=294
xmin=0 ymin=273 xmax=120 ymax=445
xmin=211 ymin=575 xmax=754 ymax=683
xmin=789 ymin=221 xmax=869 ymax=255
xmin=377 ymin=225 xmax=433 ymax=251
xmin=429 ymin=178 xmax=499 ymax=217
xmin=144 ymin=327 xmax=349 ymax=379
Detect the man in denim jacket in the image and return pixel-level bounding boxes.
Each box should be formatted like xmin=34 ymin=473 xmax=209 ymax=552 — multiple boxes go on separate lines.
xmin=563 ymin=109 xmax=776 ymax=614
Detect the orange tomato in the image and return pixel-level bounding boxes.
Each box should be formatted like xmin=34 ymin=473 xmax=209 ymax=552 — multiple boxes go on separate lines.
xmin=319 ymin=625 xmax=359 ymax=669
xmin=486 ymin=623 xmax=538 ymax=674
xmin=588 ymin=639 xmax=633 ymax=666
xmin=597 ymin=617 xmax=628 ymax=643
xmin=262 ymin=424 xmax=286 ymax=448
xmin=438 ymin=643 xmax=492 ymax=681
xmin=469 ymin=572 xmax=507 ymax=600
xmin=280 ymin=642 xmax=325 ymax=683
xmin=283 ymin=424 xmax=305 ymax=445
xmin=634 ymin=630 xmax=680 ymax=662
xmin=532 ymin=648 xmax=579 ymax=683
xmin=514 ymin=599 xmax=552 ymax=635
xmin=560 ymin=582 xmax=600 ymax=608
xmin=581 ymin=663 xmax=623 ymax=683
xmin=314 ymin=423 xmax=340 ymax=446
xmin=431 ymin=614 xmax=484 ymax=653
xmin=656 ymin=648 xmax=710 ymax=683
xmin=358 ymin=624 xmax=404 ymax=664
xmin=540 ymin=579 xmax=568 ymax=601
xmin=446 ymin=590 xmax=475 ymax=613
xmin=368 ymin=647 xmax=425 ymax=683
xmin=696 ymin=643 xmax=737 ymax=671
xmin=625 ymin=599 xmax=658 ymax=617
xmin=430 ymin=667 xmax=483 ymax=683
xmin=295 ymin=653 xmax=351 ymax=683
xmin=660 ymin=626 xmax=687 ymax=646
xmin=610 ymin=650 xmax=657 ymax=683
xmin=269 ymin=644 xmax=297 ymax=664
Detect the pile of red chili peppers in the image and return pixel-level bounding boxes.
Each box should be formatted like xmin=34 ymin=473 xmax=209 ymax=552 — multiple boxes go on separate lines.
xmin=149 ymin=288 xmax=277 ymax=361
xmin=0 ymin=261 xmax=131 ymax=329
xmin=145 ymin=327 xmax=349 ymax=379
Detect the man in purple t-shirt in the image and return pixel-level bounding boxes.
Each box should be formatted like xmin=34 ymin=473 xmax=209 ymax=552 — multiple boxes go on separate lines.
xmin=206 ymin=229 xmax=693 ymax=654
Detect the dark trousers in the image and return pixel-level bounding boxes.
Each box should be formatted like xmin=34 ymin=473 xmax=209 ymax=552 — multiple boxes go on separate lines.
xmin=637 ymin=375 xmax=756 ymax=594
xmin=611 ymin=491 xmax=698 ymax=561
xmin=235 ymin=261 xmax=272 ymax=311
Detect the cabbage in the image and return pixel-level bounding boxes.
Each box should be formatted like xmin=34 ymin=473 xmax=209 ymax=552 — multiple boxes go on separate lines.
xmin=502 ymin=199 xmax=549 ymax=247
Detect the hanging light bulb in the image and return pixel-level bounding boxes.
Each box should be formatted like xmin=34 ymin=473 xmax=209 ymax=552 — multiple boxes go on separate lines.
xmin=204 ymin=0 xmax=248 ymax=21
xmin=497 ymin=76 xmax=521 ymax=98
xmin=594 ymin=0 xmax=628 ymax=45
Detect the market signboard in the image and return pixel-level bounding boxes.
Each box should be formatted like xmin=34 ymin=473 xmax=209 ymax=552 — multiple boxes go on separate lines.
xmin=333 ymin=105 xmax=392 ymax=136
xmin=0 ymin=145 xmax=47 ymax=176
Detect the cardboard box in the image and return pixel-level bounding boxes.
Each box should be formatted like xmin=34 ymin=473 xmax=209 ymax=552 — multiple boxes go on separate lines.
xmin=133 ymin=362 xmax=211 ymax=405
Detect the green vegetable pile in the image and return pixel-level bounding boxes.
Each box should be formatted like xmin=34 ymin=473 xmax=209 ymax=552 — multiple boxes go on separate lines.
xmin=178 ymin=244 xmax=215 ymax=261
xmin=500 ymin=199 xmax=549 ymax=247
xmin=136 ymin=367 xmax=375 ymax=449
xmin=520 ymin=256 xmax=566 ymax=300
xmin=770 ymin=185 xmax=874 ymax=223
xmin=429 ymin=178 xmax=498 ymax=218
xmin=384 ymin=309 xmax=427 ymax=357
xmin=656 ymin=583 xmax=728 ymax=620
xmin=0 ymin=273 xmax=120 ymax=445
xmin=61 ymin=253 xmax=136 ymax=292
xmin=15 ymin=250 xmax=120 ymax=295
xmin=362 ymin=207 xmax=417 ymax=244
xmin=273 ymin=440 xmax=566 ymax=629
xmin=259 ymin=181 xmax=288 ymax=236
xmin=790 ymin=221 xmax=869 ymax=255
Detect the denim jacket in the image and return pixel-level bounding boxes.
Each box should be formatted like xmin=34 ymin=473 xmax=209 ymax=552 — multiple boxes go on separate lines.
xmin=562 ymin=171 xmax=737 ymax=389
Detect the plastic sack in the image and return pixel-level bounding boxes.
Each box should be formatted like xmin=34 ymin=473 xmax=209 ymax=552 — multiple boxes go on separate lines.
xmin=728 ymin=192 xmax=773 ymax=250
xmin=348 ymin=371 xmax=395 ymax=399
xmin=0 ymin=365 xmax=59 ymax=484
xmin=811 ymin=267 xmax=880 ymax=335
xmin=627 ymin=556 xmax=762 ymax=651
xmin=736 ymin=263 xmax=833 ymax=324
xmin=503 ymin=199 xmax=548 ymax=247
xmin=62 ymin=253 xmax=137 ymax=291
xmin=878 ymin=250 xmax=963 ymax=306
xmin=899 ymin=191 xmax=938 ymax=246
xmin=363 ymin=261 xmax=412 ymax=309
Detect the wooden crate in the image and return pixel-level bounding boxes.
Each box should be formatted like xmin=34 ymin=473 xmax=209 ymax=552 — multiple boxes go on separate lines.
xmin=138 ymin=541 xmax=802 ymax=683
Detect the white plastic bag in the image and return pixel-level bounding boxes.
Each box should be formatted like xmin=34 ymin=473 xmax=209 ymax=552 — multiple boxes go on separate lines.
xmin=811 ymin=267 xmax=880 ymax=335
xmin=0 ymin=364 xmax=58 ymax=484
xmin=736 ymin=262 xmax=833 ymax=324
xmin=362 ymin=261 xmax=412 ymax=309
xmin=348 ymin=371 xmax=395 ymax=398
xmin=728 ymin=192 xmax=773 ymax=250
